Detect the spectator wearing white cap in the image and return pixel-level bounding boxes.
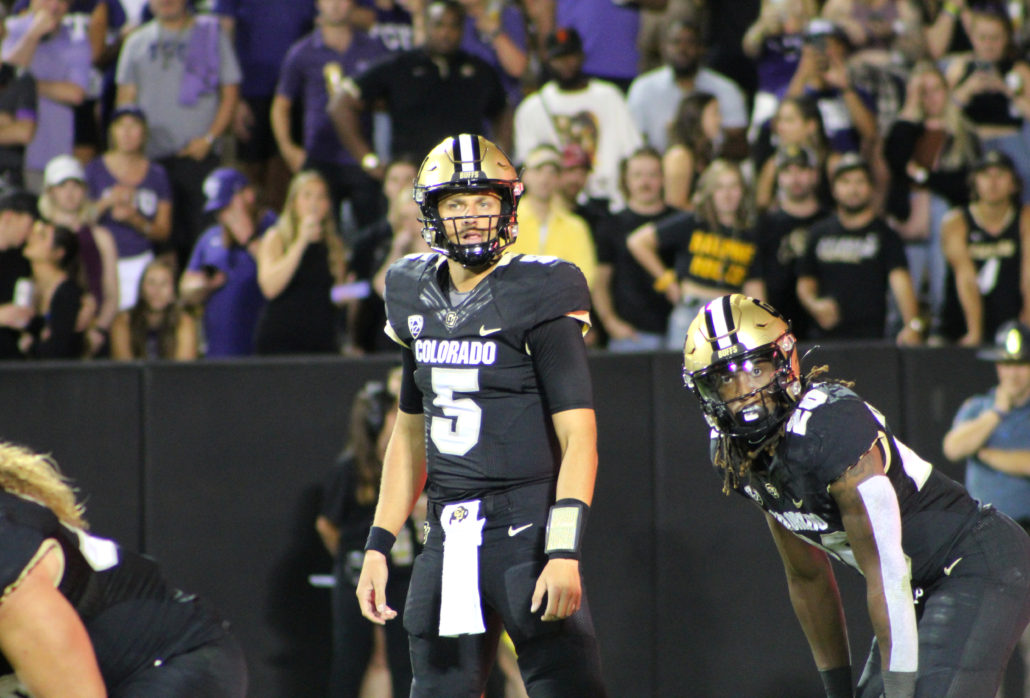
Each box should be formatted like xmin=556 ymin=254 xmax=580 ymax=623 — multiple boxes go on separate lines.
xmin=39 ymin=154 xmax=119 ymax=357
xmin=180 ymin=167 xmax=275 ymax=357
xmin=84 ymin=105 xmax=172 ymax=310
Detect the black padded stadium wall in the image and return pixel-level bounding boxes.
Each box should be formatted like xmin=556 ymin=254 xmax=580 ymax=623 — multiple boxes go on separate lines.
xmin=0 ymin=346 xmax=991 ymax=697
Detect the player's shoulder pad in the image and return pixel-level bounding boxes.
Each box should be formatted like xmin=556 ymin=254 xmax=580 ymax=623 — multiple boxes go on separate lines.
xmin=0 ymin=491 xmax=60 ymax=594
xmin=782 ymin=382 xmax=882 ymax=488
xmin=383 ymin=253 xmax=445 ymax=347
xmin=495 ymin=253 xmax=592 ymax=328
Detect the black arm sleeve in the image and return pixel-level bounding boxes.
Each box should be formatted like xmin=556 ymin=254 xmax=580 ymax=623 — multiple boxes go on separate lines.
xmin=527 ymin=316 xmax=593 ymax=413
xmin=398 ymin=347 xmax=423 ymax=414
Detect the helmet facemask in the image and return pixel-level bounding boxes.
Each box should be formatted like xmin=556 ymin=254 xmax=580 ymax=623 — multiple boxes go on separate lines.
xmin=684 ymin=332 xmax=801 ymax=444
xmin=418 ymin=186 xmax=519 ymax=268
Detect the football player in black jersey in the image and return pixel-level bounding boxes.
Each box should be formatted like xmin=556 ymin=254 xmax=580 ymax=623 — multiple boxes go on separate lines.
xmin=682 ymin=294 xmax=1030 ymax=698
xmin=0 ymin=442 xmax=246 ymax=697
xmin=355 ymin=134 xmax=606 ymax=697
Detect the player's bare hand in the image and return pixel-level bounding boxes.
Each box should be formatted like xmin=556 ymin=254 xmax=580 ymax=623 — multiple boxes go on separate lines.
xmin=355 ymin=551 xmax=397 ymax=624
xmin=530 ymin=559 xmax=581 ymax=621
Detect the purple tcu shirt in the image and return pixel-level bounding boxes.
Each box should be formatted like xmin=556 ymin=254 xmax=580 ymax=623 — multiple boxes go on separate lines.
xmin=276 ymin=29 xmax=387 ymax=166
xmin=556 ymin=0 xmax=640 ymax=81
xmin=2 ymin=14 xmax=91 ymax=171
xmin=461 ymin=6 xmax=527 ymax=107
xmin=186 ymin=211 xmax=276 ymax=357
xmin=84 ymin=156 xmax=172 ymax=258
xmin=213 ymin=0 xmax=316 ymax=98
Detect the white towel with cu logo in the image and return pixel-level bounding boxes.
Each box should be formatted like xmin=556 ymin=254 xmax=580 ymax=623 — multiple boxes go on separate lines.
xmin=438 ymin=500 xmax=486 ymax=636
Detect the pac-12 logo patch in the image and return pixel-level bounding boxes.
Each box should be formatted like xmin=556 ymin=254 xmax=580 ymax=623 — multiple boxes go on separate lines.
xmin=408 ymin=314 xmax=423 ymax=339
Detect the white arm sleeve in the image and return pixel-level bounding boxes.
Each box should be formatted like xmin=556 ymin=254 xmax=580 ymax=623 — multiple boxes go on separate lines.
xmin=857 ymin=474 xmax=918 ymax=673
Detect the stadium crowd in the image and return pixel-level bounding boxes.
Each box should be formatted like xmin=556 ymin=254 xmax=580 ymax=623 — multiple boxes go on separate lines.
xmin=0 ymin=0 xmax=1025 ymax=359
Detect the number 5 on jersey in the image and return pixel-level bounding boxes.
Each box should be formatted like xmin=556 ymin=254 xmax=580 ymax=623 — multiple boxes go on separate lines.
xmin=431 ymin=367 xmax=483 ymax=455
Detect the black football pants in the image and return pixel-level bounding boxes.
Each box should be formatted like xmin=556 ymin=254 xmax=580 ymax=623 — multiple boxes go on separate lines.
xmin=403 ymin=482 xmax=606 ymax=698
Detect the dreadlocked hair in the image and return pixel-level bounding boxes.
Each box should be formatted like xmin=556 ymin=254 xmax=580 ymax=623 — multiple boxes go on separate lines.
xmin=711 ymin=364 xmax=851 ymax=495
xmin=0 ymin=442 xmax=87 ymax=529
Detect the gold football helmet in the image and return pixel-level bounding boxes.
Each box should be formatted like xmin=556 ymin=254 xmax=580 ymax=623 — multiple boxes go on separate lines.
xmin=413 ymin=134 xmax=523 ymax=267
xmin=683 ymin=294 xmax=802 ymax=441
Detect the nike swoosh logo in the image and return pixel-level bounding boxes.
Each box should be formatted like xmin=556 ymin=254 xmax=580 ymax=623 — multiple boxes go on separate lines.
xmin=943 ymin=557 xmax=963 ymax=576
xmin=479 ymin=325 xmax=502 ymax=336
xmin=508 ymin=523 xmax=533 ymax=537
xmin=792 ymin=498 xmax=804 ymax=508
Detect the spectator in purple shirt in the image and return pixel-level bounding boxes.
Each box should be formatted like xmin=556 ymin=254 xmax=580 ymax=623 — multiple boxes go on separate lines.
xmin=529 ymin=0 xmax=668 ymax=91
xmin=214 ymin=0 xmax=316 ymax=212
xmin=272 ymin=0 xmax=388 ymax=237
xmin=458 ymin=0 xmax=528 ymax=107
xmin=84 ymin=104 xmax=172 ymax=310
xmin=2 ymin=0 xmax=91 ymax=193
xmin=115 ymin=0 xmax=242 ymax=269
xmin=351 ymin=0 xmax=414 ymax=52
xmin=180 ymin=167 xmax=273 ymax=358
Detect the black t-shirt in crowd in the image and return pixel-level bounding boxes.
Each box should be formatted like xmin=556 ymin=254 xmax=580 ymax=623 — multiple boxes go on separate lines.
xmin=654 ymin=211 xmax=758 ymax=292
xmin=356 ymin=49 xmax=507 ymax=160
xmin=595 ymin=205 xmax=678 ymax=335
xmin=752 ymin=207 xmax=827 ymax=340
xmin=797 ymin=214 xmax=908 ymax=340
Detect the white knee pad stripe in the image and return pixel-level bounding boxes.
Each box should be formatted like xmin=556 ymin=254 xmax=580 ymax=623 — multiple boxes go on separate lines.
xmin=857 ymin=475 xmax=918 ymax=672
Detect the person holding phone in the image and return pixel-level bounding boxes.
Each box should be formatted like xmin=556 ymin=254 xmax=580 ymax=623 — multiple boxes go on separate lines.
xmin=785 ymin=19 xmax=877 ymax=159
xmin=946 ymin=3 xmax=1030 ymax=202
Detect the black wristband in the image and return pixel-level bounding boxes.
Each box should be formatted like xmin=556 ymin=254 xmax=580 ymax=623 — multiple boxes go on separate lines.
xmin=819 ymin=666 xmax=853 ymax=698
xmin=364 ymin=525 xmax=396 ymax=555
xmin=544 ymin=498 xmax=589 ymax=560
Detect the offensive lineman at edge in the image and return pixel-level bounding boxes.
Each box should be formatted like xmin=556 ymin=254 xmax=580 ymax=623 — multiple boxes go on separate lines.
xmin=681 ymin=294 xmax=1030 ymax=698
xmin=355 ymin=134 xmax=606 ymax=697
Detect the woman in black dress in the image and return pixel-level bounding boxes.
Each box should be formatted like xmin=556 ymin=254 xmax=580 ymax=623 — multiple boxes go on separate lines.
xmin=255 ymin=171 xmax=347 ymax=354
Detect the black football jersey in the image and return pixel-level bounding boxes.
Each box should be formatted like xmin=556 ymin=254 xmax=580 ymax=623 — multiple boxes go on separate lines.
xmin=384 ymin=252 xmax=591 ymax=500
xmin=0 ymin=491 xmax=224 ymax=691
xmin=716 ymin=383 xmax=979 ymax=585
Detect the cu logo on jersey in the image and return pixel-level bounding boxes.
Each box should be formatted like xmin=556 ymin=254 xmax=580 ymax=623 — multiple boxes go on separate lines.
xmin=449 ymin=506 xmax=469 ymax=524
xmin=408 ymin=314 xmax=424 ymax=339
